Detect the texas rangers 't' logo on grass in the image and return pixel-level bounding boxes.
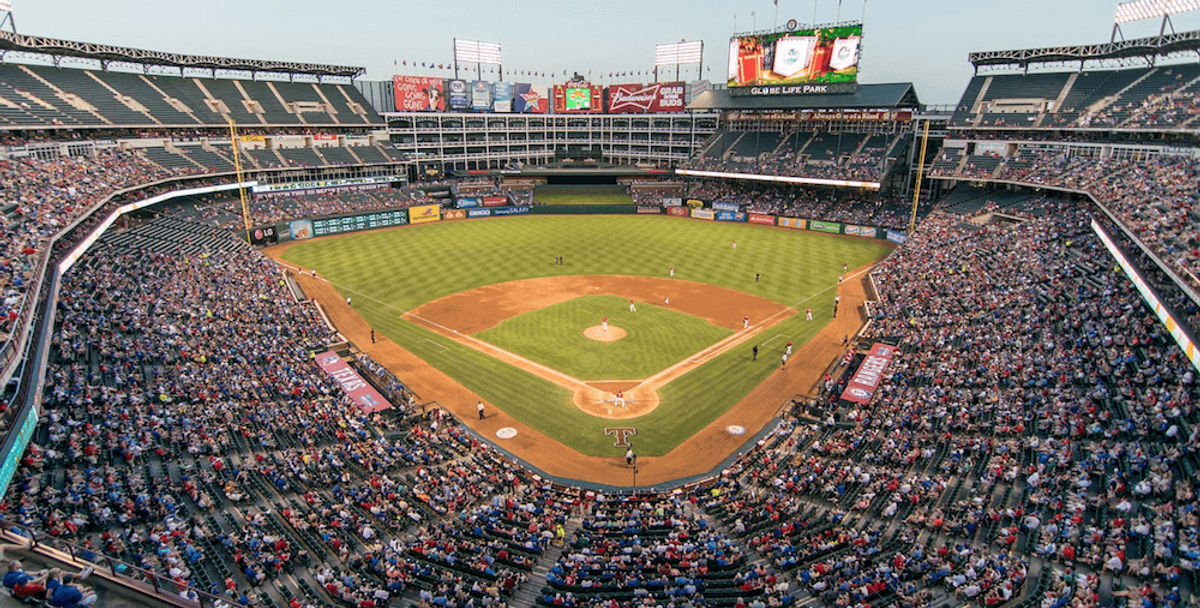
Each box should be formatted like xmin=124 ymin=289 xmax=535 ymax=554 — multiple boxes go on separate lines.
xmin=604 ymin=427 xmax=637 ymax=447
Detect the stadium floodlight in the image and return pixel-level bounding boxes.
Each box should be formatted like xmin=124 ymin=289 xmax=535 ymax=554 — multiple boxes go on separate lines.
xmin=1114 ymin=0 xmax=1200 ymax=24
xmin=454 ymin=39 xmax=502 ymax=65
xmin=654 ymin=40 xmax=703 ymax=66
xmin=0 ymin=0 xmax=10 ymax=13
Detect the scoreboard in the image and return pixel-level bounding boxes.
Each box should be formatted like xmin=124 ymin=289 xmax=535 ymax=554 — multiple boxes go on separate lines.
xmin=312 ymin=209 xmax=409 ymax=237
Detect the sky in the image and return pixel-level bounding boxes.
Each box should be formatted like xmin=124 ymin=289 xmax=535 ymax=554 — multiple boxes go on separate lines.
xmin=7 ymin=0 xmax=1200 ymax=105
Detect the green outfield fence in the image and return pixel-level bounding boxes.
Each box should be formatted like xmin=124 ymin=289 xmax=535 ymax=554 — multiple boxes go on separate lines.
xmin=265 ymin=202 xmax=906 ymax=243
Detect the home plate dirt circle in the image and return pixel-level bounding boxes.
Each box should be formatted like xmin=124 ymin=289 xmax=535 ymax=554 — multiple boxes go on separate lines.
xmin=583 ymin=325 xmax=626 ymax=342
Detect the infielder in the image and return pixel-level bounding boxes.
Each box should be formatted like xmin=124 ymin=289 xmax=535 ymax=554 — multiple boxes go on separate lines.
xmin=629 ymin=299 xmax=637 ymax=312
xmin=806 ymin=308 xmax=813 ymax=321
xmin=664 ymin=295 xmax=670 ymax=305
xmin=786 ymin=341 xmax=793 ymax=356
xmin=743 ymin=315 xmax=749 ymax=329
xmin=669 ymin=265 xmax=675 ymax=278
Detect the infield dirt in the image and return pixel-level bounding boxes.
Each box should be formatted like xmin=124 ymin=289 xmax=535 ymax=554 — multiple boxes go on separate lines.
xmin=267 ymin=242 xmax=873 ymax=486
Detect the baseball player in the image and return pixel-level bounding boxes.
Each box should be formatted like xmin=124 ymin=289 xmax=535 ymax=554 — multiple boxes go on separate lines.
xmin=669 ymin=265 xmax=675 ymax=278
xmin=781 ymin=352 xmax=788 ymax=368
xmin=834 ymin=295 xmax=840 ymax=315
xmin=602 ymin=315 xmax=608 ymax=333
xmin=664 ymin=295 xmax=670 ymax=305
xmin=743 ymin=315 xmax=749 ymax=330
xmin=346 ymin=296 xmax=351 ymax=307
xmin=477 ymin=401 xmax=485 ymax=419
xmin=786 ymin=341 xmax=793 ymax=356
xmin=629 ymin=299 xmax=637 ymax=312
xmin=732 ymin=240 xmax=737 ymax=249
xmin=615 ymin=391 xmax=625 ymax=408
xmin=806 ymin=308 xmax=813 ymax=321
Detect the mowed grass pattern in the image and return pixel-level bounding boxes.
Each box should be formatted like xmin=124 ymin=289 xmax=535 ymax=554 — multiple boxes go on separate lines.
xmin=282 ymin=215 xmax=891 ymax=457
xmin=475 ymin=296 xmax=732 ymax=380
xmin=283 ymin=215 xmax=890 ymax=309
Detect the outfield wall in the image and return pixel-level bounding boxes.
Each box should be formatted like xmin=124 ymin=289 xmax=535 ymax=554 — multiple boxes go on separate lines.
xmin=268 ymin=203 xmax=905 ymax=243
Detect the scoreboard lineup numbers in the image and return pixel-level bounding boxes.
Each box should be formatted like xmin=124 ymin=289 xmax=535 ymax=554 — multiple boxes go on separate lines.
xmin=312 ymin=210 xmax=408 ymax=237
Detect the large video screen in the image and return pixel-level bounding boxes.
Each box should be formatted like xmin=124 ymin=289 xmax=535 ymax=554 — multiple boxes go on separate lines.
xmin=564 ymin=87 xmax=592 ymax=110
xmin=727 ymin=24 xmax=861 ymax=92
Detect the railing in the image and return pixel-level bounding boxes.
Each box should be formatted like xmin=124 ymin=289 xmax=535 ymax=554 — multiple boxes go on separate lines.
xmin=1 ymin=527 xmax=229 ymax=608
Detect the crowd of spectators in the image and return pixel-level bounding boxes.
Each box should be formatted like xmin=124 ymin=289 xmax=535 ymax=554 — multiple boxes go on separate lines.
xmin=935 ymin=148 xmax=1200 ymax=294
xmin=685 ymin=180 xmax=926 ymax=230
xmin=681 ymin=131 xmax=895 ymax=183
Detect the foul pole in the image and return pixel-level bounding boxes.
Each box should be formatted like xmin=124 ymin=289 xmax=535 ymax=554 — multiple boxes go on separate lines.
xmin=909 ymin=119 xmax=930 ymax=235
xmin=227 ymin=118 xmax=252 ymax=244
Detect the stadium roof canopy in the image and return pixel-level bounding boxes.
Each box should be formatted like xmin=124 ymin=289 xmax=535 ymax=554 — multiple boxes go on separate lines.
xmin=968 ymin=29 xmax=1200 ymax=71
xmin=0 ymin=31 xmax=365 ymax=78
xmin=687 ymin=83 xmax=920 ymax=111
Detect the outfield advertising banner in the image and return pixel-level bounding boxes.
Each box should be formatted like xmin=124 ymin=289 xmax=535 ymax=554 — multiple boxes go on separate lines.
xmin=468 ymin=208 xmax=492 ymax=218
xmin=513 ymin=83 xmax=548 ymax=113
xmin=843 ymin=225 xmax=879 ymax=238
xmin=712 ymin=201 xmax=740 ymax=212
xmin=483 ymin=195 xmax=508 ymax=207
xmin=290 ymin=219 xmax=314 ymax=240
xmin=393 ymin=75 xmax=446 ymax=111
xmin=691 ymin=208 xmax=715 ymax=220
xmin=809 ymin=220 xmax=842 ymax=234
xmin=471 ymin=80 xmax=492 ymax=111
xmin=607 ymin=81 xmax=686 ymax=113
xmin=249 ymin=226 xmax=277 ymax=245
xmin=409 ymin=204 xmax=442 ymax=224
xmin=443 ymin=209 xmax=467 ymax=220
xmin=840 ymin=343 xmax=897 ymax=405
xmin=315 ymin=351 xmax=392 ymax=413
xmin=667 ymin=206 xmax=689 ymax=217
xmin=492 ymin=81 xmax=514 ymax=112
xmin=456 ymin=197 xmax=480 ymax=208
xmin=749 ymin=213 xmax=776 ymax=226
xmin=447 ymin=79 xmax=470 ymax=111
xmin=492 ymin=206 xmax=531 ymax=216
xmin=663 ymin=197 xmax=683 ymax=207
xmin=778 ymin=217 xmax=807 ymax=230
xmin=637 ymin=206 xmax=662 ymax=214
xmin=716 ymin=211 xmax=747 ymax=222
xmin=886 ymin=229 xmax=907 ymax=244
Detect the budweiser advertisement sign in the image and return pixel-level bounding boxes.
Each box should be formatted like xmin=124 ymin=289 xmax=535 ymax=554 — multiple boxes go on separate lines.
xmin=840 ymin=343 xmax=897 ymax=405
xmin=607 ymin=82 xmax=686 ymax=114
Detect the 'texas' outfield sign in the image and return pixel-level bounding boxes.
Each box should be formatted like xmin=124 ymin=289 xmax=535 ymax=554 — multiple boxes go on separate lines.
xmin=607 ymin=82 xmax=686 ymax=114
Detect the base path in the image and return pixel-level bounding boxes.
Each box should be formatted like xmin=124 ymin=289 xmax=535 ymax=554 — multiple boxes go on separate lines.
xmin=404 ymin=275 xmax=792 ymax=419
xmin=268 ymin=248 xmax=876 ymax=486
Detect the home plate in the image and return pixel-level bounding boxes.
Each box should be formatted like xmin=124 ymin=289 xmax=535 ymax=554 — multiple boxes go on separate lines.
xmin=496 ymin=427 xmax=518 ymax=439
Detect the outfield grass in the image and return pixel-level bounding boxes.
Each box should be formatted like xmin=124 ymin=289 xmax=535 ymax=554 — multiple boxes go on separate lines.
xmin=283 ymin=215 xmax=890 ymax=309
xmin=283 ymin=215 xmax=890 ymax=457
xmin=475 ymin=295 xmax=732 ymax=380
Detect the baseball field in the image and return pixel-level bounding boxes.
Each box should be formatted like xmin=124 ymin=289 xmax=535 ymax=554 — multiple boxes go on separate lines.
xmin=275 ymin=214 xmax=891 ymax=473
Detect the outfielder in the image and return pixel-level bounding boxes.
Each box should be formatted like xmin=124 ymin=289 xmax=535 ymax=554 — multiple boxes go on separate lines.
xmin=669 ymin=265 xmax=675 ymax=278
xmin=602 ymin=315 xmax=608 ymax=333
xmin=629 ymin=299 xmax=637 ymax=312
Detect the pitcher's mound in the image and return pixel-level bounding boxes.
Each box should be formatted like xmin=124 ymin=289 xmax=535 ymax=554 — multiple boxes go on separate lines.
xmin=583 ymin=325 xmax=626 ymax=342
